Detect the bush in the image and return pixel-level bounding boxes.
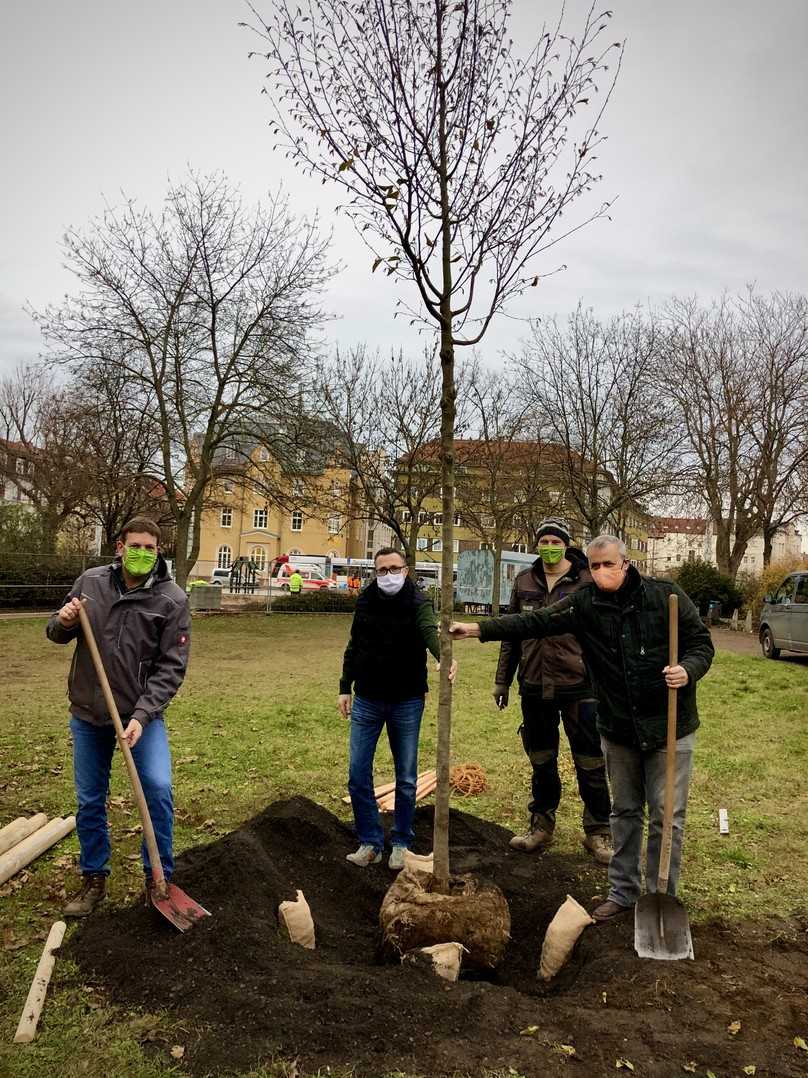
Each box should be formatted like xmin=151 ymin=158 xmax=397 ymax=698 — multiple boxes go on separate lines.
xmin=0 ymin=552 xmax=111 ymax=609
xmin=743 ymin=558 xmax=806 ymax=621
xmin=674 ymin=558 xmax=744 ymax=616
xmin=271 ymin=589 xmax=357 ymax=613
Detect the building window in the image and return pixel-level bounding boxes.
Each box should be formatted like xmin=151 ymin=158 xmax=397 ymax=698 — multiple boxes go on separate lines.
xmin=331 ymin=481 xmax=342 ymax=497
xmin=432 ymin=539 xmax=443 ymax=552
xmin=257 ymin=446 xmax=270 ymax=462
xmin=224 ymin=445 xmax=239 ymax=460
xmin=251 ymin=546 xmax=267 ymax=571
xmin=217 ymin=545 xmax=232 ymax=569
xmin=453 ymin=539 xmax=459 ymax=553
xmin=254 ymin=508 xmax=268 ymax=529
xmin=418 ymin=510 xmax=428 ymax=524
xmin=291 ymin=510 xmax=303 ymax=532
xmin=328 ymin=513 xmax=342 ymax=535
xmin=416 ymin=537 xmax=428 ymax=551
xmin=15 ymin=458 xmax=24 ymax=475
xmin=292 ymin=479 xmax=304 ymax=498
xmin=220 ymin=508 xmax=232 ymax=528
xmin=480 ymin=542 xmax=492 ymax=551
xmin=454 ymin=513 xmax=461 ymax=526
xmin=512 ymin=543 xmax=528 ymax=553
xmin=401 ymin=510 xmax=412 ymax=523
xmin=222 ymin=479 xmax=233 ymax=494
xmin=433 ymin=513 xmax=443 ymax=526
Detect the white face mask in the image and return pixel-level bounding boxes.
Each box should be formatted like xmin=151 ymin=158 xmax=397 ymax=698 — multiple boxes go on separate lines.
xmin=377 ymin=571 xmax=407 ymax=596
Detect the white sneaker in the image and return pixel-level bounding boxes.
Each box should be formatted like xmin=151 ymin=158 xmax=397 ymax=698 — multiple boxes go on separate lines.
xmin=346 ymin=844 xmax=382 ymax=866
xmin=389 ymin=846 xmax=407 ymax=871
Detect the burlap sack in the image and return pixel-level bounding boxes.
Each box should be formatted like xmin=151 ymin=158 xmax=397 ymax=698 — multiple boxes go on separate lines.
xmin=402 ymin=941 xmax=466 ymax=982
xmin=278 ymin=890 xmax=315 ymax=949
xmin=538 ymin=894 xmax=594 ymax=980
xmin=403 ymin=850 xmax=434 ymax=873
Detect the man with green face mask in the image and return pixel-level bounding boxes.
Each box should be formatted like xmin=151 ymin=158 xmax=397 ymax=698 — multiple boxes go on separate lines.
xmin=492 ymin=517 xmax=612 ymax=865
xmin=47 ymin=517 xmax=191 ymax=917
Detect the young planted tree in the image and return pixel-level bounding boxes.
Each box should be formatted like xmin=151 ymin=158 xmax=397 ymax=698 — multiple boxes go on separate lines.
xmin=36 ymin=172 xmax=332 ymax=585
xmin=252 ymin=0 xmax=620 ymax=886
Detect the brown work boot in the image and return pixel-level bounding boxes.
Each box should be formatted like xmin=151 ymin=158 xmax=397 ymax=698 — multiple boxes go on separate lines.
xmin=509 ymin=818 xmax=554 ymax=853
xmin=591 ymin=899 xmax=633 ymax=923
xmin=63 ymin=873 xmax=107 ymax=917
xmin=582 ymin=832 xmax=613 ymax=866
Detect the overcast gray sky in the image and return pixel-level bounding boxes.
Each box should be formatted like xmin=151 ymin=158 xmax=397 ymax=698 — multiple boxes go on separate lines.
xmin=1 ymin=0 xmax=806 ymax=376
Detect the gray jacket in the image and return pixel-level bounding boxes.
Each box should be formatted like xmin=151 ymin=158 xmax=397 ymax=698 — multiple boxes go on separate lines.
xmin=46 ymin=556 xmax=190 ymax=728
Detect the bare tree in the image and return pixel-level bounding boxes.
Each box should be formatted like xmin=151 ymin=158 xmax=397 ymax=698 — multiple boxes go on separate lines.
xmin=35 ymin=172 xmax=332 ymax=585
xmin=316 ymin=346 xmax=450 ymax=563
xmin=518 ymin=305 xmax=678 ymax=540
xmin=0 ymin=364 xmax=94 ymax=552
xmin=659 ymin=296 xmax=763 ymax=579
xmin=454 ymin=365 xmax=551 ymax=609
xmin=741 ymin=291 xmax=808 ymax=566
xmin=253 ymin=0 xmax=620 ymax=886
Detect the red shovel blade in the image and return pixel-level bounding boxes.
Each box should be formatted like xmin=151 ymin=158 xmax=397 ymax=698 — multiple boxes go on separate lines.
xmin=151 ymin=882 xmax=210 ymax=932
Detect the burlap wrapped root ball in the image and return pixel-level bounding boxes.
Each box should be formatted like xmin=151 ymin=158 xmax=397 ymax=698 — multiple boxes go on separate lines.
xmin=380 ymin=866 xmax=510 ymax=972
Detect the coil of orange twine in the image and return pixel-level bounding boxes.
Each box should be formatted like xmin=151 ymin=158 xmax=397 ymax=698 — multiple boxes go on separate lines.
xmin=448 ymin=762 xmax=488 ymax=796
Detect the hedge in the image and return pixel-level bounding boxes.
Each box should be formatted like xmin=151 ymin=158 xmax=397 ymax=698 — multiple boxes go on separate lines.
xmin=0 ymin=554 xmax=111 ymax=609
xmin=271 ymin=590 xmax=358 ymax=613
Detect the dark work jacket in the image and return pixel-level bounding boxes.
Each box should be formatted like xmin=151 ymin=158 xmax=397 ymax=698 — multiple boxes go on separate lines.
xmin=46 ymin=556 xmax=190 ymax=728
xmin=339 ymin=578 xmax=439 ymax=702
xmin=479 ymin=567 xmax=714 ymax=751
xmin=494 ymin=548 xmax=592 ymax=700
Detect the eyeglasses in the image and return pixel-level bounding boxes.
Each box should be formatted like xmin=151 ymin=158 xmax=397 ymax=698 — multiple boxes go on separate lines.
xmin=375 ymin=566 xmax=406 ymax=576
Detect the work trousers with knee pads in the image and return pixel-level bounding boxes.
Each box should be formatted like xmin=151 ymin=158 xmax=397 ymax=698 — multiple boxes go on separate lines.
xmin=518 ymin=695 xmax=611 ymax=836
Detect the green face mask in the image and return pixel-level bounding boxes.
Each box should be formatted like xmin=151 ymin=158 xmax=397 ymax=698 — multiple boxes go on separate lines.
xmin=123 ymin=546 xmax=157 ymax=577
xmin=539 ymin=545 xmax=565 ymax=565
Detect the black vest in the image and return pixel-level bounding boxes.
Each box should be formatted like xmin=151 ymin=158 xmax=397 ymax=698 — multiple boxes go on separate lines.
xmin=351 ymin=578 xmax=429 ymax=702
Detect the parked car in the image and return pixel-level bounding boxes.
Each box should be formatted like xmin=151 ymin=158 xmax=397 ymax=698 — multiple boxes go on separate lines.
xmin=209 ymin=568 xmax=232 ymax=586
xmin=271 ymin=564 xmax=336 ymax=591
xmin=759 ymin=571 xmax=808 ymax=658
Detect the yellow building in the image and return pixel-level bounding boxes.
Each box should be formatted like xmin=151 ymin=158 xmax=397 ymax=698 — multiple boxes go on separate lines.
xmin=191 ymin=443 xmax=368 ymax=580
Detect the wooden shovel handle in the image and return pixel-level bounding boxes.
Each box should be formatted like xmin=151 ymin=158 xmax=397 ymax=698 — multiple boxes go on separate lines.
xmin=657 ymin=593 xmax=678 ymax=893
xmin=77 ymin=603 xmax=167 ymax=892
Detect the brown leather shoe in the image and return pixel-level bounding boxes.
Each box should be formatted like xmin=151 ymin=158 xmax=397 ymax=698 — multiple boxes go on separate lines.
xmin=591 ymin=899 xmax=633 ymax=923
xmin=582 ymin=832 xmax=613 ymax=866
xmin=63 ymin=873 xmax=107 ymax=917
xmin=509 ymin=823 xmax=554 ymax=853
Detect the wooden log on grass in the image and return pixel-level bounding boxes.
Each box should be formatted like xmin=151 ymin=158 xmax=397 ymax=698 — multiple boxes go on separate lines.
xmin=0 ymin=815 xmax=48 ymax=857
xmin=0 ymin=817 xmax=76 ymax=886
xmin=13 ymin=920 xmax=66 ymax=1043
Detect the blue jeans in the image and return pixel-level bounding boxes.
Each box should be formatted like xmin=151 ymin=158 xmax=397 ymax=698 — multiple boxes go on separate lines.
xmin=601 ymin=733 xmax=696 ymax=908
xmin=348 ymin=696 xmax=425 ymax=850
xmin=70 ymin=715 xmax=174 ymax=878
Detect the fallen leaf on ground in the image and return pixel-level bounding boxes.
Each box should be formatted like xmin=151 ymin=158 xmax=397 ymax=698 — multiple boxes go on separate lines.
xmin=728 ymin=1020 xmax=741 ymax=1035
xmin=706 ymin=1070 xmax=717 ymax=1078
xmin=519 ymin=1026 xmax=539 ymax=1036
xmin=552 ymin=1043 xmax=576 ymax=1057
xmin=742 ymin=1066 xmax=757 ymax=1075
xmin=615 ymin=1061 xmax=634 ymax=1072
xmin=170 ymin=1045 xmax=185 ymax=1059
xmin=682 ymin=1064 xmax=697 ymax=1074
xmin=794 ymin=1036 xmax=807 ymax=1051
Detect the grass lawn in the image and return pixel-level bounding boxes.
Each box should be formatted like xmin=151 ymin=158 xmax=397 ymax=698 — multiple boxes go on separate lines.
xmin=0 ymin=613 xmax=806 ymax=1077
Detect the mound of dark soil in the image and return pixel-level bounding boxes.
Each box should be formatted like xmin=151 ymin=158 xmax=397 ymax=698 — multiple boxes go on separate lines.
xmin=70 ymin=797 xmax=808 ymax=1077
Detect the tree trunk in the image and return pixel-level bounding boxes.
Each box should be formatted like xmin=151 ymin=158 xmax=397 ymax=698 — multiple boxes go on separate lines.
xmin=714 ymin=519 xmax=731 ymax=578
xmin=490 ymin=532 xmax=503 ymax=613
xmin=762 ymin=528 xmax=774 ymax=568
xmin=172 ymin=509 xmax=196 ymax=588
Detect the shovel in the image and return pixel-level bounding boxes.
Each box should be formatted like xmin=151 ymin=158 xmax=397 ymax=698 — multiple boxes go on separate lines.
xmin=77 ymin=603 xmax=210 ymax=931
xmin=634 ymin=592 xmax=693 ymax=961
